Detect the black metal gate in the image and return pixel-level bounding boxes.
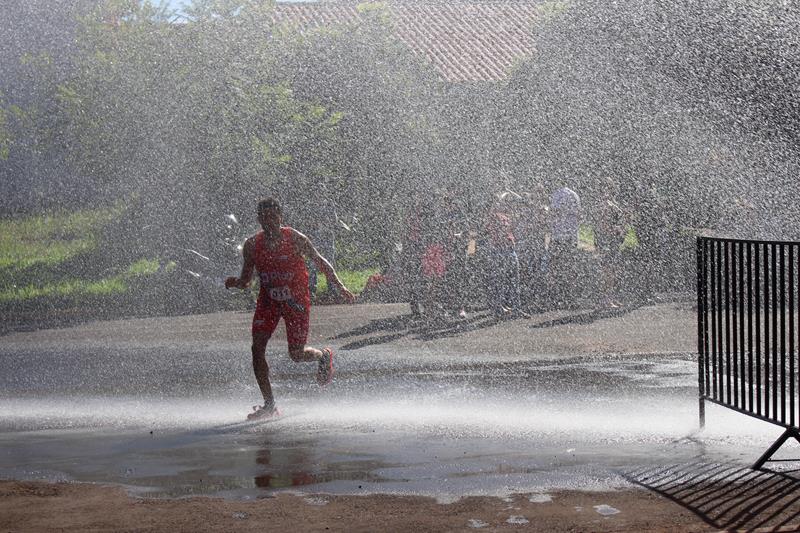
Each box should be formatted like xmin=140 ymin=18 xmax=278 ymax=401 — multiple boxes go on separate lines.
xmin=697 ymin=236 xmax=800 ymax=468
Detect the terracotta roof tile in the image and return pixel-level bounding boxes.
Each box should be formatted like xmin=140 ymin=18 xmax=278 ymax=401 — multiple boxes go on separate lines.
xmin=272 ymin=1 xmax=539 ymax=82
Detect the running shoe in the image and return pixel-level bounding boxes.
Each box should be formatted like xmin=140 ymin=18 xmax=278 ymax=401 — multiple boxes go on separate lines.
xmin=247 ymin=403 xmax=280 ymax=421
xmin=317 ymin=347 xmax=335 ymax=386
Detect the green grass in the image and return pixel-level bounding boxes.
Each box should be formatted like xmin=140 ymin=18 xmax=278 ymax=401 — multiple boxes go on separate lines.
xmin=315 ymin=268 xmax=380 ymax=295
xmin=0 ymin=207 xmax=120 ymax=270
xmin=0 ymin=206 xmax=162 ymax=305
xmin=0 ymin=276 xmax=127 ymax=302
xmin=578 ymin=224 xmax=594 ymax=248
xmin=126 ymin=258 xmax=160 ymax=276
xmin=0 ymin=257 xmax=162 ymax=303
xmin=622 ymin=225 xmax=639 ymax=250
xmin=580 ymin=224 xmax=640 ymax=251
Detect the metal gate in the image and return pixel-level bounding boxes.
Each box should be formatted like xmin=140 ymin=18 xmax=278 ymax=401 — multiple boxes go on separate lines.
xmin=697 ymin=236 xmax=800 ymax=468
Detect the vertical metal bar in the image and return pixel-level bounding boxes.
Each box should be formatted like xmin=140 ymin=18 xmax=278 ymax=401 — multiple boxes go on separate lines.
xmin=780 ymin=244 xmax=787 ymax=424
xmin=725 ymin=240 xmax=732 ymax=405
xmin=704 ymin=240 xmax=711 ymax=395
xmin=789 ymin=244 xmax=795 ymax=427
xmin=715 ymin=241 xmax=725 ymax=396
xmin=731 ymin=241 xmax=739 ymax=407
xmin=772 ymin=243 xmax=779 ymax=422
xmin=728 ymin=241 xmax=740 ymax=407
xmin=739 ymin=240 xmax=746 ymax=410
xmin=711 ymin=240 xmax=719 ymax=400
xmin=697 ymin=238 xmax=706 ymax=428
xmin=748 ymin=241 xmax=754 ymax=412
xmin=764 ymin=242 xmax=770 ymax=418
xmin=756 ymin=242 xmax=762 ymax=416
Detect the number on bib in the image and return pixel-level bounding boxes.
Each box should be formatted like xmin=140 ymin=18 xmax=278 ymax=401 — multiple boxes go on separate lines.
xmin=269 ymin=286 xmax=293 ymax=301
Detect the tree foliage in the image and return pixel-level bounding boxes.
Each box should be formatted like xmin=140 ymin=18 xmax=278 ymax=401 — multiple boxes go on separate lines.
xmin=498 ymin=0 xmax=800 ymax=239
xmin=49 ymin=0 xmax=444 ymax=263
xmin=273 ymin=2 xmax=446 ymax=255
xmin=8 ymin=0 xmax=800 ymax=272
xmin=0 ymin=0 xmax=96 ymax=213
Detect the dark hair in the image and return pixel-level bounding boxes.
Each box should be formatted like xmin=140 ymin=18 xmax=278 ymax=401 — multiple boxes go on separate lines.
xmin=257 ymin=197 xmax=282 ymax=214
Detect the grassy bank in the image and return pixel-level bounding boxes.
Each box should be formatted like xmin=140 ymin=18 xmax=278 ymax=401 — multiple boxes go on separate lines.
xmin=0 ymin=208 xmax=117 ymax=271
xmin=0 ymin=207 xmax=210 ymax=333
xmin=0 ymin=207 xmax=151 ymax=304
xmin=0 ymin=258 xmax=160 ymax=303
xmin=0 ymin=208 xmax=377 ymax=331
xmin=314 ymin=268 xmax=379 ymax=296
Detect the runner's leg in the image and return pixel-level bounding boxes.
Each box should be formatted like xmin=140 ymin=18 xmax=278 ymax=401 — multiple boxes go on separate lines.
xmin=284 ymin=303 xmax=333 ymax=384
xmin=288 ymin=344 xmax=323 ymax=362
xmin=252 ymin=304 xmax=281 ymax=408
xmin=284 ymin=302 xmax=319 ymax=362
xmin=252 ymin=332 xmax=275 ymax=407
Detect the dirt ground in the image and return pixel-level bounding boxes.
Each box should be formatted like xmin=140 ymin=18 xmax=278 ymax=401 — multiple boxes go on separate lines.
xmin=1 ymin=480 xmax=722 ymax=532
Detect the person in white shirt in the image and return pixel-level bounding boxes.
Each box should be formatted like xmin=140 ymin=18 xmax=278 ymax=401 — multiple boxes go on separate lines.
xmin=548 ymin=186 xmax=582 ymax=308
xmin=550 ymin=186 xmax=581 ymax=246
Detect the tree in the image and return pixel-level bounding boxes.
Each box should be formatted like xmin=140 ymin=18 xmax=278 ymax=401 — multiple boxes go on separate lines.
xmin=57 ymin=0 xmax=343 ymax=259
xmin=273 ymin=2 xmax=448 ymax=259
xmin=0 ymin=0 xmax=95 ymax=214
xmin=499 ymin=0 xmax=800 ymax=238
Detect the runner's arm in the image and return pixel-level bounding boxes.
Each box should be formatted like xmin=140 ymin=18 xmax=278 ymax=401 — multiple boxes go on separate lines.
xmin=291 ymin=229 xmax=356 ymax=303
xmin=225 ymin=238 xmax=255 ymax=289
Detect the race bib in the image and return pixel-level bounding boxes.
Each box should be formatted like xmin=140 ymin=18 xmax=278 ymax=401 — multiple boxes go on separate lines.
xmin=269 ymin=286 xmax=293 ymax=301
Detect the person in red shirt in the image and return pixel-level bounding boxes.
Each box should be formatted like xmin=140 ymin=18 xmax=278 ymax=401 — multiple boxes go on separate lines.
xmin=484 ymin=194 xmax=526 ymax=317
xmin=225 ymin=197 xmax=355 ymax=420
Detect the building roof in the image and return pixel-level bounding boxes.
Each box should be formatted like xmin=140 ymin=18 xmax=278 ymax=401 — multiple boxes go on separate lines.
xmin=271 ymin=1 xmax=540 ymax=83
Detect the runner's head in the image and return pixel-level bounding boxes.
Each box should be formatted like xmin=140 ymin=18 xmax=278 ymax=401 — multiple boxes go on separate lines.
xmin=257 ymin=197 xmax=282 ymax=232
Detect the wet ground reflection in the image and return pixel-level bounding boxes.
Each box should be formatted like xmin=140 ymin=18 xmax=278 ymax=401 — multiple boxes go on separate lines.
xmin=251 ymin=440 xmax=390 ymax=490
xmin=0 ymin=351 xmax=787 ymax=501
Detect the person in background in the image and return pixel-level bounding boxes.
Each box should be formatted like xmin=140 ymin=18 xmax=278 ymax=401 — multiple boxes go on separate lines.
xmin=418 ymin=196 xmax=451 ymax=319
xmin=548 ymin=185 xmax=582 ymax=308
xmin=515 ymin=186 xmax=549 ymax=310
xmin=484 ymin=193 xmax=524 ymax=317
xmin=441 ymin=193 xmax=471 ymax=319
xmin=400 ymin=199 xmax=426 ymax=317
xmin=593 ymin=184 xmax=627 ymax=308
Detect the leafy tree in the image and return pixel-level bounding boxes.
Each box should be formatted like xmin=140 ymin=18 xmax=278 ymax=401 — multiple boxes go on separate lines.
xmin=272 ymin=2 xmax=448 ymax=260
xmin=0 ymin=0 xmax=95 ymax=214
xmin=499 ymin=0 xmax=800 ymax=239
xmin=57 ymin=0 xmax=342 ymax=261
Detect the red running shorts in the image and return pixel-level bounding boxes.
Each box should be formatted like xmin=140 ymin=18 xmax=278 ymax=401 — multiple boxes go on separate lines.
xmin=251 ymin=299 xmax=310 ymax=347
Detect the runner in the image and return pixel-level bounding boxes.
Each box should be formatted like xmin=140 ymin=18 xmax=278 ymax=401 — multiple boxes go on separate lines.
xmin=225 ymin=197 xmax=356 ymax=420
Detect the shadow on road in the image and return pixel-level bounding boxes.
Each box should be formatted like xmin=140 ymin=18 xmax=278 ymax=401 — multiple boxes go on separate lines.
xmin=332 ymin=310 xmax=507 ymax=350
xmin=527 ymin=303 xmax=642 ymax=329
xmin=623 ymin=459 xmax=800 ymax=531
xmin=333 ymin=303 xmax=642 ymax=351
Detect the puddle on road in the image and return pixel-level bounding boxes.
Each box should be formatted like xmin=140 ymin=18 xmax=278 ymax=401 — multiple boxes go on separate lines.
xmin=0 ymin=355 xmax=784 ymax=500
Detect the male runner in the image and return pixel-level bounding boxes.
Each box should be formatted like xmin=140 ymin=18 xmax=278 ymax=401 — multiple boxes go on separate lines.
xmin=225 ymin=197 xmax=355 ymax=420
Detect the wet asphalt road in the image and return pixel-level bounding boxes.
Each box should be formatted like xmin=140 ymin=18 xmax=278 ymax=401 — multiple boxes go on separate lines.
xmin=0 ymin=302 xmax=788 ymax=500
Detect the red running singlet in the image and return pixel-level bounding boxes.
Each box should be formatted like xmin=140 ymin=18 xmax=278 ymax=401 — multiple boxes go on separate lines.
xmin=251 ymin=227 xmax=311 ymax=345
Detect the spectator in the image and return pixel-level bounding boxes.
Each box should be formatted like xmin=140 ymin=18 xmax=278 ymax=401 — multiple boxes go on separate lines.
xmin=400 ymin=200 xmax=426 ymax=317
xmin=593 ymin=185 xmax=627 ymax=308
xmin=514 ymin=187 xmax=549 ymax=309
xmin=548 ymin=186 xmax=582 ymax=308
xmin=484 ymin=193 xmax=523 ymax=317
xmin=441 ymin=193 xmax=471 ymax=318
xmin=418 ymin=197 xmax=450 ymax=319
